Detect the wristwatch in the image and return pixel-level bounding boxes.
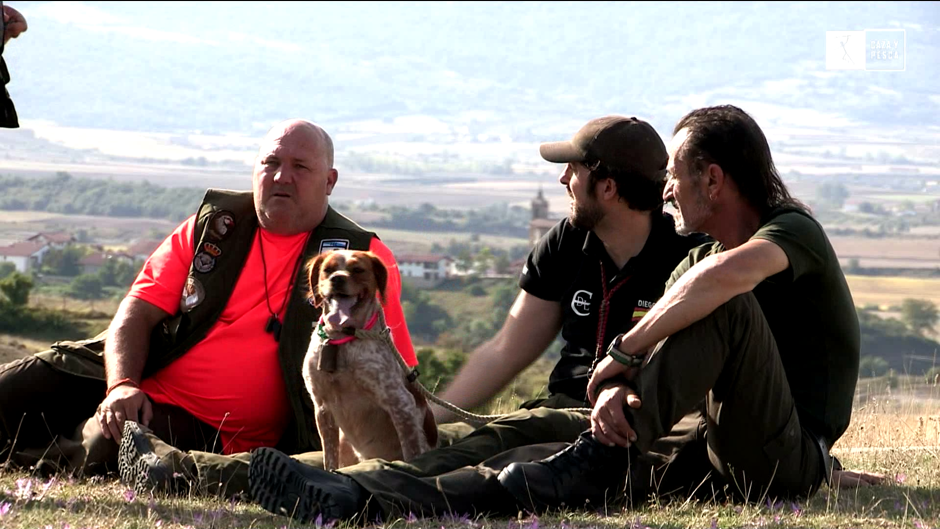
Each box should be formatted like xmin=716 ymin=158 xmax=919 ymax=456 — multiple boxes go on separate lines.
xmin=605 ymin=334 xmax=645 ymax=368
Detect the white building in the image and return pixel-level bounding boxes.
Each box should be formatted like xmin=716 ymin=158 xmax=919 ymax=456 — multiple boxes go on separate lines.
xmin=27 ymin=231 xmax=75 ymax=249
xmin=397 ymin=254 xmax=451 ymax=284
xmin=0 ymin=241 xmax=50 ymax=273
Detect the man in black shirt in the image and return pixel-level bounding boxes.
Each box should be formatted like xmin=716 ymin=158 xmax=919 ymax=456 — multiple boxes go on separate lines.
xmin=498 ymin=105 xmax=879 ymax=513
xmin=248 ymin=115 xmax=708 ymax=522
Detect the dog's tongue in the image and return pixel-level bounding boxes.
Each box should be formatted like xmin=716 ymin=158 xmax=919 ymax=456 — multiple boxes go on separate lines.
xmin=325 ymin=297 xmax=357 ymax=327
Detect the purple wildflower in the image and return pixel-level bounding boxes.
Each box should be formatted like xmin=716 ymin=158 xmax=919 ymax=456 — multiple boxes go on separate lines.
xmin=0 ymin=502 xmax=11 ymax=516
xmin=123 ymin=489 xmax=136 ymax=502
xmin=14 ymin=478 xmax=32 ymax=500
xmin=192 ymin=512 xmax=204 ymax=524
xmin=789 ymin=502 xmax=802 ymax=517
xmin=406 ymin=512 xmax=418 ymax=523
xmin=710 ymin=518 xmax=718 ymax=529
xmin=914 ymin=521 xmax=926 ymax=529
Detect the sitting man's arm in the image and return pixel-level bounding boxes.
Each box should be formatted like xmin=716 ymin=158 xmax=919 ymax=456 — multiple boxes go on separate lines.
xmin=97 ymin=296 xmax=171 ymax=442
xmin=587 ymin=239 xmax=789 ymax=403
xmin=433 ymin=290 xmax=563 ymax=423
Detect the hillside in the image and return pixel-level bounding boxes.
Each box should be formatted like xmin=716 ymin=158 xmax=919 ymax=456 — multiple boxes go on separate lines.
xmin=4 ymin=1 xmax=937 ymax=140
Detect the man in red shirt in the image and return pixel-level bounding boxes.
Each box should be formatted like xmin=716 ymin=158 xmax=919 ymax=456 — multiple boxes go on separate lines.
xmin=0 ymin=119 xmax=417 ymax=496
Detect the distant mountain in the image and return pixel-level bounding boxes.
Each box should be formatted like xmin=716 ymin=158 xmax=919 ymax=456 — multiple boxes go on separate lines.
xmin=5 ymin=1 xmax=938 ymax=138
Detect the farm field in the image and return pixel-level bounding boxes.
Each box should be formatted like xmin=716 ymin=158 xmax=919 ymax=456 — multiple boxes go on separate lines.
xmin=845 ymin=275 xmax=940 ymax=309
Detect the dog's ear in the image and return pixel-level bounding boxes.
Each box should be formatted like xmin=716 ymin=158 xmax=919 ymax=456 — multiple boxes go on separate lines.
xmin=368 ymin=253 xmax=388 ymax=304
xmin=305 ymin=253 xmax=327 ymax=307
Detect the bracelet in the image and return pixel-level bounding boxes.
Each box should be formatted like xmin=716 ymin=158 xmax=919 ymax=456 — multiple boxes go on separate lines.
xmin=106 ymin=377 xmax=139 ymax=397
xmin=605 ymin=335 xmax=645 ymax=368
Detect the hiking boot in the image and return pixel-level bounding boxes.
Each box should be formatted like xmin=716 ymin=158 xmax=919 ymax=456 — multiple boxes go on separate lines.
xmin=249 ymin=447 xmax=367 ymax=523
xmin=118 ymin=421 xmax=196 ymax=495
xmin=497 ymin=431 xmax=633 ymax=513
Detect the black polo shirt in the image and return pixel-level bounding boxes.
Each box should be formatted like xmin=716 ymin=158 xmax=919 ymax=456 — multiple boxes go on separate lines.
xmin=519 ymin=211 xmax=710 ymax=402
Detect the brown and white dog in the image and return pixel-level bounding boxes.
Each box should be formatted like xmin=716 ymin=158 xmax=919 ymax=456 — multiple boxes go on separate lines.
xmin=302 ymin=250 xmax=437 ymax=471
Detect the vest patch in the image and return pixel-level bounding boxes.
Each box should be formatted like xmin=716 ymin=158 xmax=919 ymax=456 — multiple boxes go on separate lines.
xmin=319 ymin=239 xmax=350 ymax=253
xmin=207 ymin=210 xmax=235 ymax=240
xmin=193 ymin=252 xmax=216 ymax=273
xmin=180 ymin=276 xmax=206 ymax=313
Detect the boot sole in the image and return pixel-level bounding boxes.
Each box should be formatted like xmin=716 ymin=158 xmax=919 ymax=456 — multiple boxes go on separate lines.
xmin=117 ymin=421 xmax=171 ymax=495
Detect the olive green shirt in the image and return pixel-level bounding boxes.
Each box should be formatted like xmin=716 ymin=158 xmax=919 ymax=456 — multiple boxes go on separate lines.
xmin=667 ymin=208 xmax=860 ymax=447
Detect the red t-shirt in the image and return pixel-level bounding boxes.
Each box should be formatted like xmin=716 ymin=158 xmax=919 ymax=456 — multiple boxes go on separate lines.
xmin=129 ymin=215 xmax=416 ymax=454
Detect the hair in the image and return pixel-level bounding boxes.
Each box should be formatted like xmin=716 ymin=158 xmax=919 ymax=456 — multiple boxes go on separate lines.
xmin=673 ymin=105 xmax=808 ymax=215
xmin=584 ymin=158 xmax=664 ymax=212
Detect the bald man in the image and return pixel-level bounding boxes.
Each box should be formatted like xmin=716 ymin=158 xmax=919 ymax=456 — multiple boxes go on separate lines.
xmin=0 ymin=120 xmax=420 ymax=496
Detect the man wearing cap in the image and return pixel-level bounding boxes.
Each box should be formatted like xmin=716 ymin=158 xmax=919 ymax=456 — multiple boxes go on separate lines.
xmin=247 ymin=115 xmax=711 ymax=522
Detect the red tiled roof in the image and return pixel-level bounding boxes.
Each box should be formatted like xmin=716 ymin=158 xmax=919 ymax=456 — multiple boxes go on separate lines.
xmin=0 ymin=241 xmax=47 ymax=257
xmin=80 ymin=252 xmax=133 ymax=266
xmin=127 ymin=239 xmax=163 ymax=257
xmin=396 ymin=254 xmax=451 ymax=264
xmin=28 ymin=231 xmax=74 ymax=244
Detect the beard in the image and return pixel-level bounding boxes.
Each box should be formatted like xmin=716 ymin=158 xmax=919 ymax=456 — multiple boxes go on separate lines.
xmin=568 ymin=196 xmax=604 ymax=231
xmin=673 ymin=189 xmax=713 ymax=236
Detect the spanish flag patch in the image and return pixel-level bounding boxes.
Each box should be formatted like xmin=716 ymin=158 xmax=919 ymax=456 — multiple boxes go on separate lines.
xmin=632 ymin=308 xmax=649 ymax=322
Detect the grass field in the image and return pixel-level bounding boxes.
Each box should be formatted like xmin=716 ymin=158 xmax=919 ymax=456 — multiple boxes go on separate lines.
xmin=845 ymin=275 xmax=940 ymax=309
xmin=0 ymin=377 xmax=937 ymax=529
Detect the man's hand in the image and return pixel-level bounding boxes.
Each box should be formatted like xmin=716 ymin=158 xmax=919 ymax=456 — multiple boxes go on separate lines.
xmin=831 ymin=469 xmax=887 ymax=489
xmin=3 ymin=5 xmax=27 ymax=44
xmin=96 ymin=385 xmax=153 ymax=443
xmin=591 ymin=384 xmax=641 ymax=448
xmin=586 ymin=354 xmax=640 ymax=406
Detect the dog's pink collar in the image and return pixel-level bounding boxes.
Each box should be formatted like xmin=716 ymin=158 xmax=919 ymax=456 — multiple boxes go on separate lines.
xmin=318 ymin=311 xmax=380 ymax=345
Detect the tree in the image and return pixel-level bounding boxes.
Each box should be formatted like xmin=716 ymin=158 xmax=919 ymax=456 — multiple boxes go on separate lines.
xmin=69 ymin=274 xmax=104 ymax=301
xmin=0 ymin=262 xmax=14 ymax=280
xmin=494 ymin=254 xmax=511 ymax=275
xmin=900 ymin=298 xmax=938 ymax=336
xmin=858 ymin=355 xmax=889 ymax=378
xmin=815 ymin=182 xmax=849 ymax=209
xmin=42 ymin=246 xmax=86 ymax=277
xmin=0 ymin=272 xmax=33 ymax=307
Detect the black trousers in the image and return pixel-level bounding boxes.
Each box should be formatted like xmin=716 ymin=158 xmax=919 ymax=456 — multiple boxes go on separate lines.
xmin=0 ymin=355 xmax=219 ymax=476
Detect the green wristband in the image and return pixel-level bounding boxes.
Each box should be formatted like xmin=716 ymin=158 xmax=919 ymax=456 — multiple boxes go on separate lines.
xmin=605 ymin=335 xmax=645 ymax=368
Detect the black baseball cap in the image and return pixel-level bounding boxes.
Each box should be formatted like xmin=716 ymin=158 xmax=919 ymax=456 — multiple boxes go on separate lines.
xmin=540 ymin=115 xmax=668 ymax=182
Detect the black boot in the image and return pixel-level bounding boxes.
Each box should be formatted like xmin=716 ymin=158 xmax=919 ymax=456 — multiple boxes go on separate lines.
xmin=249 ymin=447 xmax=368 ymax=523
xmin=497 ymin=431 xmax=633 ymax=513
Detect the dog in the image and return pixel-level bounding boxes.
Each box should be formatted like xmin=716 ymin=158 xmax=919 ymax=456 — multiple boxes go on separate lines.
xmin=302 ymin=249 xmax=437 ymax=471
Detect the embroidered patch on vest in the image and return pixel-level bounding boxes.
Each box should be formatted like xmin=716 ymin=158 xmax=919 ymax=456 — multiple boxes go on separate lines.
xmin=180 ymin=276 xmax=206 ymax=313
xmin=319 ymin=239 xmax=350 ymax=253
xmin=193 ymin=252 xmax=216 ymax=273
xmin=202 ymin=242 xmax=222 ymax=257
xmin=207 ymin=211 xmax=235 ymax=240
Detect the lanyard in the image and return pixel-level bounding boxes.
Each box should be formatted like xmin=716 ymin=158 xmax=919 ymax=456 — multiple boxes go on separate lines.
xmin=594 ymin=261 xmax=631 ymax=364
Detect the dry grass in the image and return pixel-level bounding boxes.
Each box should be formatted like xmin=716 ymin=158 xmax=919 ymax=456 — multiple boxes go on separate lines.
xmin=0 ymin=378 xmax=938 ymax=529
xmin=845 ymin=275 xmax=940 ymax=309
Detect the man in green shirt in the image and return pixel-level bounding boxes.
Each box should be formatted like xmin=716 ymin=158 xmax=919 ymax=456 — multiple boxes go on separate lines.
xmin=498 ymin=104 xmax=874 ymax=511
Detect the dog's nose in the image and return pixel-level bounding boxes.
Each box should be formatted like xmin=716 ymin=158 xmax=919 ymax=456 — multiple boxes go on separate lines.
xmin=330 ymin=275 xmax=347 ymax=287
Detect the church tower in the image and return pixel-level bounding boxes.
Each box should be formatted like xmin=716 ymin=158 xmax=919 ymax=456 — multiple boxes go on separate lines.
xmin=531 ymin=186 xmax=549 ymax=220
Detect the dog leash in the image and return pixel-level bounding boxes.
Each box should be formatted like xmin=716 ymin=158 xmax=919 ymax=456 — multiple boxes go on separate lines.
xmin=352 ymin=319 xmax=593 ymax=426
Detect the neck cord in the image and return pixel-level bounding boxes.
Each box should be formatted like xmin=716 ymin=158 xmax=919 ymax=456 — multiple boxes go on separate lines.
xmin=259 ymin=230 xmax=311 ymax=342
